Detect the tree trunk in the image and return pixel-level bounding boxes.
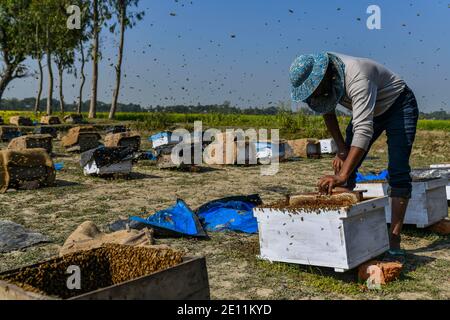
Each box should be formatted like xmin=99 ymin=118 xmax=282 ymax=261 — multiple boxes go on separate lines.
xmin=89 ymin=0 xmax=99 ymax=119
xmin=34 ymin=57 xmax=43 ymax=115
xmin=78 ymin=40 xmax=86 ymax=114
xmin=109 ymin=3 xmax=126 ymax=120
xmin=46 ymin=50 xmax=54 ymax=115
xmin=58 ymin=63 xmax=65 ymax=114
xmin=0 ymin=66 xmax=13 ymax=107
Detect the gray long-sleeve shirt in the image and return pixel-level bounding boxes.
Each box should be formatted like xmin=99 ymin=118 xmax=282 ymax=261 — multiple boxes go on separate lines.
xmin=331 ymin=53 xmax=406 ymax=150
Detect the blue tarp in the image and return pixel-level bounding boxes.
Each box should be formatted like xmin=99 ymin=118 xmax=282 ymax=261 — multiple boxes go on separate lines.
xmin=129 ymin=196 xmax=261 ymax=237
xmin=130 ymin=199 xmax=206 ymax=237
xmin=356 ymin=169 xmax=389 ymax=183
xmin=197 ymin=200 xmax=259 ymax=234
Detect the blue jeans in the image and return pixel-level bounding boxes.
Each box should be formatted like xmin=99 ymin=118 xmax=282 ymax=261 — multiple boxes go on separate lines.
xmin=346 ymin=86 xmax=419 ymax=199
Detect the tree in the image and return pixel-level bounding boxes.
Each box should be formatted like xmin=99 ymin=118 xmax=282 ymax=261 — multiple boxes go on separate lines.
xmin=74 ymin=0 xmax=90 ymax=114
xmin=89 ymin=0 xmax=110 ymax=119
xmin=0 ymin=0 xmax=33 ymax=106
xmin=108 ymin=0 xmax=144 ymax=120
xmin=30 ymin=0 xmax=84 ymax=115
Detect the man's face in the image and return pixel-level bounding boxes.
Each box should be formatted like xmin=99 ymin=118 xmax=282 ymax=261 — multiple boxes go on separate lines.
xmin=310 ymin=66 xmax=333 ymax=99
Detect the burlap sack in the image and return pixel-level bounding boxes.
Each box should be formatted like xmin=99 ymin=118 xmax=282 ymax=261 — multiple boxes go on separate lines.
xmin=9 ymin=116 xmax=33 ymax=127
xmin=0 ymin=148 xmax=55 ymax=193
xmin=61 ymin=126 xmax=100 ymax=147
xmin=203 ymin=132 xmax=238 ymax=165
xmin=204 ymin=134 xmax=256 ymax=165
xmin=40 ymin=116 xmax=61 ymax=125
xmin=8 ymin=134 xmax=53 ymax=154
xmin=285 ymin=139 xmax=321 ymax=158
xmin=104 ymin=132 xmax=141 ymax=151
xmin=59 ymin=221 xmax=158 ymax=256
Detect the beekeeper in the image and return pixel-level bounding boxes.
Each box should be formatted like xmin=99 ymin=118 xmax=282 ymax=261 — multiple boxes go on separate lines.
xmin=289 ymin=52 xmax=419 ymax=255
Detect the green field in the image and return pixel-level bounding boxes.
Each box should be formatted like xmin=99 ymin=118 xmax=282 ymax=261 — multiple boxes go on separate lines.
xmin=1 ymin=111 xmax=449 ymax=139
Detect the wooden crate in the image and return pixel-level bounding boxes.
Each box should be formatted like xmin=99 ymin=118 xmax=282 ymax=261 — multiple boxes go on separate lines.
xmin=355 ymin=178 xmax=448 ymax=228
xmin=254 ymin=197 xmax=390 ymax=272
xmin=0 ymin=256 xmax=210 ymax=300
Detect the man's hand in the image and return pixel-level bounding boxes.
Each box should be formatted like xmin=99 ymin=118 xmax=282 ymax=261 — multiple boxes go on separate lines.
xmin=333 ymin=149 xmax=348 ymax=174
xmin=318 ymin=175 xmax=348 ymax=195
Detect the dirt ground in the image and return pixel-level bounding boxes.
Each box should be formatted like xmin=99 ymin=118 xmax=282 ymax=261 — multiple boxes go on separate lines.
xmin=0 ymin=129 xmax=449 ymax=300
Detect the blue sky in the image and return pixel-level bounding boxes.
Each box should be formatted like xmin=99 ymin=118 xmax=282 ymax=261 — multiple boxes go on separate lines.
xmin=4 ymin=0 xmax=450 ymax=111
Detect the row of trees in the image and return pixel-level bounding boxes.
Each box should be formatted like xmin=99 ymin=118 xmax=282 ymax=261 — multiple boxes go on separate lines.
xmin=0 ymin=0 xmax=144 ymax=119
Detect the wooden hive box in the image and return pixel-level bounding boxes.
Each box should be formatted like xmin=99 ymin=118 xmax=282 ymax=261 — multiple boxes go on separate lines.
xmin=8 ymin=134 xmax=53 ymax=154
xmin=9 ymin=116 xmax=33 ymax=127
xmin=355 ymin=178 xmax=448 ymax=228
xmin=0 ymin=245 xmax=210 ymax=300
xmin=285 ymin=138 xmax=321 ymax=159
xmin=319 ymin=138 xmax=338 ymax=154
xmin=62 ymin=126 xmax=101 ymax=153
xmin=430 ymin=164 xmax=450 ymax=201
xmin=63 ymin=114 xmax=84 ymax=124
xmin=156 ymin=142 xmax=203 ymax=169
xmin=104 ymin=132 xmax=141 ymax=152
xmin=81 ymin=147 xmax=134 ymax=176
xmin=0 ymin=148 xmax=55 ymax=193
xmin=0 ymin=126 xmax=21 ymax=142
xmin=203 ymin=132 xmax=257 ymax=165
xmin=40 ymin=116 xmax=61 ymax=125
xmin=254 ymin=196 xmax=390 ymax=272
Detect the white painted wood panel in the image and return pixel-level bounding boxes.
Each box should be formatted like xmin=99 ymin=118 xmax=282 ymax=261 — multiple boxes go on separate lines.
xmin=254 ymin=197 xmax=389 ymax=272
xmin=355 ymin=178 xmax=448 ymax=227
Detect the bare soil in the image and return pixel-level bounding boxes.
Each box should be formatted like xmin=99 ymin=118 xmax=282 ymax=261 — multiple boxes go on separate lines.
xmin=0 ymin=129 xmax=449 ymax=300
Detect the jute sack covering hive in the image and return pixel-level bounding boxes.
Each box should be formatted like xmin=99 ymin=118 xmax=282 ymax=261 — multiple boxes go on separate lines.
xmin=9 ymin=116 xmax=33 ymax=127
xmin=0 ymin=148 xmax=55 ymax=193
xmin=61 ymin=126 xmax=101 ymax=152
xmin=0 ymin=244 xmax=184 ymax=299
xmin=40 ymin=116 xmax=61 ymax=125
xmin=104 ymin=131 xmax=141 ymax=152
xmin=59 ymin=221 xmax=162 ymax=256
xmin=63 ymin=114 xmax=83 ymax=124
xmin=203 ymin=132 xmax=256 ymax=165
xmin=7 ymin=134 xmax=53 ymax=154
xmin=285 ymin=138 xmax=321 ymax=159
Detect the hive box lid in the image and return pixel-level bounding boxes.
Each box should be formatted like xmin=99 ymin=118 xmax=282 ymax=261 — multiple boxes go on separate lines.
xmin=254 ymin=196 xmax=389 ymax=219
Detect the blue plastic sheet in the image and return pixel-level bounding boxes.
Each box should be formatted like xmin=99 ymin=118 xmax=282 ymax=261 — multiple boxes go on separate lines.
xmin=197 ymin=200 xmax=258 ymax=234
xmin=54 ymin=163 xmax=64 ymax=171
xmin=356 ymin=169 xmax=389 ymax=183
xmin=130 ymin=199 xmax=206 ymax=237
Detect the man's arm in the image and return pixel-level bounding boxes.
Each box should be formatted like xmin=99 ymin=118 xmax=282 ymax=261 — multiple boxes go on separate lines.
xmin=323 ymin=113 xmax=347 ymax=152
xmin=318 ymin=146 xmax=366 ymax=194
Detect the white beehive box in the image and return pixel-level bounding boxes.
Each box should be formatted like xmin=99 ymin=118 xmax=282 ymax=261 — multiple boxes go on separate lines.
xmin=430 ymin=165 xmax=450 ymax=200
xmin=254 ymin=197 xmax=390 ymax=272
xmin=319 ymin=139 xmax=338 ymax=154
xmin=355 ymin=178 xmax=448 ymax=228
xmin=83 ymin=160 xmax=133 ymax=176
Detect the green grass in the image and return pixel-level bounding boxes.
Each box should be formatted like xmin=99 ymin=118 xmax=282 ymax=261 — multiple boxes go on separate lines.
xmin=1 ymin=111 xmax=449 ymax=137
